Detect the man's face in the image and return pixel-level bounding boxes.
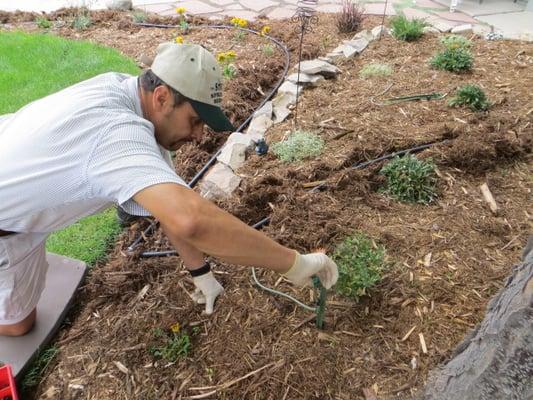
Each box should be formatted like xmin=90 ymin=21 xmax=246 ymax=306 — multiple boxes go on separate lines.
xmin=150 ymin=86 xmax=206 ymax=151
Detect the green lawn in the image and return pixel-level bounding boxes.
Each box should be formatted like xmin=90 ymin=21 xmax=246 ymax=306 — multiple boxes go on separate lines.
xmin=1 ymin=31 xmax=140 ymax=264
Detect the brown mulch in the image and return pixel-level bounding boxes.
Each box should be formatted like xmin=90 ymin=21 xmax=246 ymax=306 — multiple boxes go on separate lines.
xmin=3 ymin=8 xmax=532 ymax=400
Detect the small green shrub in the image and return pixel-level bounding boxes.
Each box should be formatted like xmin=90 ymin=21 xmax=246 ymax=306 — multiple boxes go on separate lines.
xmin=271 ymin=130 xmax=324 ymax=162
xmin=132 ymin=11 xmax=147 ymax=23
xmin=262 ymin=44 xmax=275 ymax=57
xmin=360 ymin=63 xmax=393 ymax=78
xmin=448 ymin=84 xmax=490 ymax=111
xmin=440 ymin=34 xmax=471 ymax=49
xmin=430 ymin=46 xmax=473 ymax=72
xmin=390 ymin=16 xmax=426 ymax=41
xmin=36 ymin=16 xmax=52 ymax=29
xmin=334 ymin=233 xmax=387 ymax=300
xmin=149 ymin=327 xmax=196 ymax=362
xmin=336 ymin=0 xmax=366 ymax=33
xmin=72 ymin=14 xmax=92 ymax=31
xmin=380 ymin=154 xmax=438 ymax=204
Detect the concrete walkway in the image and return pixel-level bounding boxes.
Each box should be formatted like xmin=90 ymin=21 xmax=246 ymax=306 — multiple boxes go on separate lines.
xmin=0 ymin=0 xmax=531 ymax=39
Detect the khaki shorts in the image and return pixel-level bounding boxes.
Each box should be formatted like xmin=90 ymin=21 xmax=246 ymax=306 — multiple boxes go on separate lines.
xmin=0 ymin=232 xmax=49 ymax=324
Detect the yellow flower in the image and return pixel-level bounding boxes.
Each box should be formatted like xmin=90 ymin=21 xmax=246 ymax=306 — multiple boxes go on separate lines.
xmin=260 ymin=26 xmax=271 ymax=36
xmin=175 ymin=36 xmax=184 ymax=44
xmin=226 ymin=50 xmax=236 ymax=58
xmin=216 ymin=52 xmax=226 ymax=63
xmin=176 ymin=7 xmax=186 ymax=15
xmin=170 ymin=322 xmax=181 ymax=333
xmin=230 ymin=17 xmax=248 ymax=28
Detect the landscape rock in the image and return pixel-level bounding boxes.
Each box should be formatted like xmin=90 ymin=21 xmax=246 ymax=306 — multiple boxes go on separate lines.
xmin=272 ymin=92 xmax=296 ymax=124
xmin=343 ymin=37 xmax=369 ymax=54
xmin=323 ymin=52 xmax=344 ymax=65
xmin=371 ymin=25 xmax=389 ymax=39
xmin=217 ymin=132 xmax=255 ymax=170
xmin=286 ymin=72 xmax=325 ymax=86
xmin=253 ymin=101 xmax=273 ymax=119
xmin=277 ymin=81 xmax=301 ymax=98
xmin=352 ymin=29 xmax=374 ymax=43
xmin=296 ymin=59 xmax=340 ymax=78
xmin=246 ymin=114 xmax=273 ymax=137
xmin=330 ymin=43 xmax=358 ymax=58
xmin=105 ymin=0 xmax=132 ymax=10
xmin=200 ymin=163 xmax=241 ymax=199
xmin=429 ymin=19 xmax=456 ymax=33
xmin=451 ymin=24 xmax=473 ymax=34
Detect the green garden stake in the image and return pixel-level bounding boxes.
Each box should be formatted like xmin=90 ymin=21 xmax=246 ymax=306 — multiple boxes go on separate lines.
xmin=312 ymin=276 xmax=327 ymax=329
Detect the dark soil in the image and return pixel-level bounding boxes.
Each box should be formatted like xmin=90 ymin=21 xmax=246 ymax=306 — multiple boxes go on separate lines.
xmin=3 ymin=8 xmax=532 ymax=400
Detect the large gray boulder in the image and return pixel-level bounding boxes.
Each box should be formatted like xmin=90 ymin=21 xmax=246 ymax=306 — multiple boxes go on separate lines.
xmin=421 ymin=236 xmax=533 ymax=400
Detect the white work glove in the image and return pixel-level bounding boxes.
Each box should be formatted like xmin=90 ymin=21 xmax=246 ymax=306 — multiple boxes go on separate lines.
xmin=190 ymin=271 xmax=224 ymax=315
xmin=283 ymin=252 xmax=339 ymax=289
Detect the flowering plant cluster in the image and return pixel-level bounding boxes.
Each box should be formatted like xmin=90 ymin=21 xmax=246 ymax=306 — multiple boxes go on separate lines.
xmin=216 ymin=50 xmax=237 ymax=79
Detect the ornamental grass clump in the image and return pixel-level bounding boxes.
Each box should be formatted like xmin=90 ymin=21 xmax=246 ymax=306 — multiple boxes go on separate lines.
xmin=390 ymin=15 xmax=426 ymax=41
xmin=360 ymin=63 xmax=393 ymax=78
xmin=271 ymin=130 xmax=324 ymax=162
xmin=336 ymin=0 xmax=366 ymax=33
xmin=448 ymin=84 xmax=490 ymax=111
xmin=333 ymin=233 xmax=387 ymax=300
xmin=380 ymin=154 xmax=438 ymax=204
xmin=431 ymin=35 xmax=473 ymax=72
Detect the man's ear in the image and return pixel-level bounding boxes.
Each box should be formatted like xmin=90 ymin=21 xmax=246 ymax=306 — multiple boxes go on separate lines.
xmin=152 ymin=86 xmax=173 ymax=113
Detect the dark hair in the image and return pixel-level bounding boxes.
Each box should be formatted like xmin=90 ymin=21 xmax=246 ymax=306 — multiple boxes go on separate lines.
xmin=139 ymin=69 xmax=188 ymax=108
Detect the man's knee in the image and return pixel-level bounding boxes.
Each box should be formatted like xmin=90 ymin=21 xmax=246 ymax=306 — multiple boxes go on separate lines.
xmin=0 ymin=309 xmax=36 ymax=336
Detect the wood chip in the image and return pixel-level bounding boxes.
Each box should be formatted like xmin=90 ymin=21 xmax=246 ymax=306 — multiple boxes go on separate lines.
xmin=401 ymin=325 xmax=417 ymax=342
xmin=480 ymin=183 xmax=500 ymax=215
xmin=113 ymin=361 xmax=129 ymax=375
xmin=423 ymin=252 xmax=432 ymax=267
xmin=363 ymin=387 xmax=378 ymax=400
xmin=419 ymin=333 xmax=428 ymax=354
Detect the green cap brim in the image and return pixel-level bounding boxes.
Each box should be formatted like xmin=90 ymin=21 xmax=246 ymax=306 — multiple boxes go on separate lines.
xmin=189 ymin=99 xmax=234 ymax=132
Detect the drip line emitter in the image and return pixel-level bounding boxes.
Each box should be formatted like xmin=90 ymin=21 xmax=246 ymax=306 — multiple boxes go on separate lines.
xmin=128 ymin=10 xmax=452 ymax=329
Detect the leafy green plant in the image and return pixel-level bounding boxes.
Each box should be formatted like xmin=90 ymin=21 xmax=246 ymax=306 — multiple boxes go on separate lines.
xmin=390 ymin=16 xmax=426 ymax=41
xmin=360 ymin=63 xmax=392 ymax=78
xmin=262 ymin=44 xmax=275 ymax=57
xmin=448 ymin=84 xmax=490 ymax=111
xmin=149 ymin=326 xmax=194 ymax=362
xmin=132 ymin=11 xmax=147 ymax=23
xmin=72 ymin=14 xmax=92 ymax=31
xmin=430 ymin=46 xmax=473 ymax=72
xmin=440 ymin=34 xmax=471 ymax=49
xmin=217 ymin=51 xmax=237 ymax=80
xmin=333 ymin=233 xmax=387 ymax=299
xmin=271 ymin=130 xmax=324 ymax=162
xmin=336 ymin=0 xmax=366 ymax=33
xmin=379 ymin=154 xmax=438 ymax=204
xmin=36 ymin=16 xmax=52 ymax=29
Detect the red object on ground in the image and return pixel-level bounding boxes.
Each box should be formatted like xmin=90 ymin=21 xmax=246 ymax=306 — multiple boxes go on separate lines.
xmin=0 ymin=364 xmax=18 ymax=400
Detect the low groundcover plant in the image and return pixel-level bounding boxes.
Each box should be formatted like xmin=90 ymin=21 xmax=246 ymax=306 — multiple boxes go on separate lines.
xmin=380 ymin=154 xmax=438 ymax=204
xmin=334 ymin=233 xmax=387 ymax=300
xmin=448 ymin=84 xmax=490 ymax=111
xmin=271 ymin=130 xmax=324 ymax=162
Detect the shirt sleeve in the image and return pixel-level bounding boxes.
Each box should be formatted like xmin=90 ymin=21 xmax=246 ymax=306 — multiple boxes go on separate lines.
xmin=86 ymin=118 xmax=187 ymax=216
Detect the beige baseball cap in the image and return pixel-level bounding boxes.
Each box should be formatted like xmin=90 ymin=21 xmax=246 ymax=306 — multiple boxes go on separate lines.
xmin=151 ymin=43 xmax=234 ymax=132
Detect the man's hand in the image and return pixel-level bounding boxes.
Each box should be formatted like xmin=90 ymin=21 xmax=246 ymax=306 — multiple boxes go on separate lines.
xmin=283 ymin=252 xmax=339 ymax=289
xmin=191 ymin=272 xmax=224 ymax=314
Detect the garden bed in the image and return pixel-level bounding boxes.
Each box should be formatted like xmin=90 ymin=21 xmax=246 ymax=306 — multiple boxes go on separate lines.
xmin=2 ymin=8 xmax=532 ymax=400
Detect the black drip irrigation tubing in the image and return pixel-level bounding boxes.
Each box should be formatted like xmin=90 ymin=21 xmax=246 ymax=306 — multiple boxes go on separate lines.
xmin=127 ymin=23 xmax=290 ymax=255
xmin=138 ymin=138 xmax=451 ymax=257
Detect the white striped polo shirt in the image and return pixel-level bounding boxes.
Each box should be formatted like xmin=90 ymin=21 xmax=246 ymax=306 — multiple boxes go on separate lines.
xmin=0 ymin=72 xmax=186 ymax=233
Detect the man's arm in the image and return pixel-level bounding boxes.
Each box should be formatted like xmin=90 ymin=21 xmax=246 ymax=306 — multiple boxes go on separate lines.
xmin=133 ymin=183 xmax=296 ymax=273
